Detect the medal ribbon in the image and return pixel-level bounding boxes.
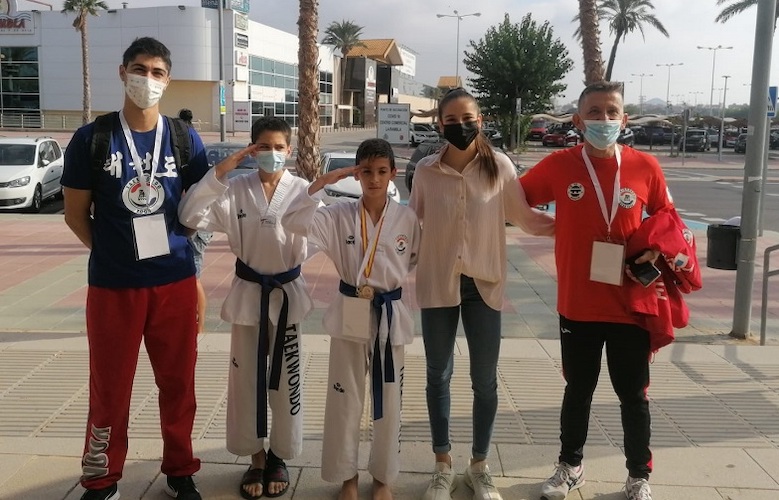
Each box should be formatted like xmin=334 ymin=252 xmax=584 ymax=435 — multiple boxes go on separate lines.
xmin=119 ymin=111 xmax=164 ymax=207
xmin=359 ymin=200 xmax=388 ymax=282
xmin=581 ymin=146 xmax=621 ymax=240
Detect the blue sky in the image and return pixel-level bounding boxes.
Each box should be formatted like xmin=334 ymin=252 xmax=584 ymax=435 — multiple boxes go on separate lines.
xmin=43 ymin=0 xmax=778 ymax=110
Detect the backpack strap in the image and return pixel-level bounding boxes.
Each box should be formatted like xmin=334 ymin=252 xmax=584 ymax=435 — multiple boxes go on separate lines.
xmin=165 ymin=116 xmax=192 ymax=186
xmin=90 ymin=111 xmax=119 ymax=188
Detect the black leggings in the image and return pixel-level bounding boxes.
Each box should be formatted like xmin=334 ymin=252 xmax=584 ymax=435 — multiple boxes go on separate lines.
xmin=558 ymin=316 xmax=652 ymax=479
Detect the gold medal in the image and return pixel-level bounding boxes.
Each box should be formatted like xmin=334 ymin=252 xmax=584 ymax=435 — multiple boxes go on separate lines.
xmin=357 ymin=285 xmax=374 ymax=300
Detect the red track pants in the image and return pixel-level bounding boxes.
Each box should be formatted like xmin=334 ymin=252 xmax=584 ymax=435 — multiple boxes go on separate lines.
xmin=81 ymin=276 xmax=201 ymax=489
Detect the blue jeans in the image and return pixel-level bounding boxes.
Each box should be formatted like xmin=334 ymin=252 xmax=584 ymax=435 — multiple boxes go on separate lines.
xmin=421 ymin=275 xmax=501 ymax=461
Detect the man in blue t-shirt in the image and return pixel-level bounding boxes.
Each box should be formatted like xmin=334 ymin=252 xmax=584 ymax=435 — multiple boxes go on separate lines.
xmin=62 ymin=37 xmax=209 ymax=500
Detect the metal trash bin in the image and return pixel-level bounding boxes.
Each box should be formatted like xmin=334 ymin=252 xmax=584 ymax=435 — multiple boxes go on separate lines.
xmin=706 ymin=223 xmax=740 ymax=270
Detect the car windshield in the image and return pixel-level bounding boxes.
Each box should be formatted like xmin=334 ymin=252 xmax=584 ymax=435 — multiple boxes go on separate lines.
xmin=687 ymin=131 xmax=705 ymax=137
xmin=0 ymin=145 xmax=36 ymax=165
xmin=204 ymin=144 xmax=254 ymax=169
xmin=326 ymin=157 xmax=355 ymax=172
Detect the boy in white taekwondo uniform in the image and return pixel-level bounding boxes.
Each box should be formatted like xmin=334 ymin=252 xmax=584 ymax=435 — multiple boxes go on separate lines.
xmin=178 ymin=117 xmax=312 ymax=500
xmin=283 ymin=138 xmax=420 ymax=500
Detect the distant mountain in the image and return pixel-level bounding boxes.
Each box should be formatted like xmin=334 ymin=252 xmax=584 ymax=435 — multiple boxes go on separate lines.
xmin=644 ymin=97 xmax=666 ymax=106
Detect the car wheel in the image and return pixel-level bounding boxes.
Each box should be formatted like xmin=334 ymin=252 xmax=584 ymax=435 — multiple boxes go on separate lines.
xmin=28 ymin=185 xmax=43 ymax=213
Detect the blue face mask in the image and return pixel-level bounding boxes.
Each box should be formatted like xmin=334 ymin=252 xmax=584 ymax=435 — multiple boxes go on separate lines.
xmin=583 ymin=120 xmax=622 ymax=150
xmin=255 ymin=150 xmax=286 ymax=173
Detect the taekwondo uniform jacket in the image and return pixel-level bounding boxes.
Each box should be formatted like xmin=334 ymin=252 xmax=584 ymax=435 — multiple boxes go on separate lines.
xmin=283 ymin=190 xmax=421 ymax=345
xmin=178 ymin=169 xmax=314 ymax=327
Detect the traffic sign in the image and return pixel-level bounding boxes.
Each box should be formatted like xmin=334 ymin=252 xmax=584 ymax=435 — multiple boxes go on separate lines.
xmin=768 ymin=86 xmax=777 ymax=117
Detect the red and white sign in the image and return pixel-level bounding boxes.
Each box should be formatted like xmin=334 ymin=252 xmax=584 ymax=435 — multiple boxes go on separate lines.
xmin=235 ymin=49 xmax=248 ymax=67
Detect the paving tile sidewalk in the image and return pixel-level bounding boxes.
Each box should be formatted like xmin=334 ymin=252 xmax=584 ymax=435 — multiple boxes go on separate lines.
xmin=1 ymin=214 xmax=779 ymax=499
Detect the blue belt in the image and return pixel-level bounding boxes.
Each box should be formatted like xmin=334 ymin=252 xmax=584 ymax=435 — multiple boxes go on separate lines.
xmin=235 ymin=259 xmax=301 ymax=438
xmin=339 ymin=280 xmax=401 ymax=421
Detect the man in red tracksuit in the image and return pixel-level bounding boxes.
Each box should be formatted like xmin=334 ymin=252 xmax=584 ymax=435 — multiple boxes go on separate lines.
xmin=520 ymin=81 xmax=675 ymax=500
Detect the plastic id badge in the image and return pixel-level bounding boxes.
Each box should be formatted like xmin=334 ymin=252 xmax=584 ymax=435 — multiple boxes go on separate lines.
xmin=590 ymin=240 xmax=625 ymax=286
xmin=341 ymin=295 xmax=372 ymax=342
xmin=131 ymin=213 xmax=170 ymax=260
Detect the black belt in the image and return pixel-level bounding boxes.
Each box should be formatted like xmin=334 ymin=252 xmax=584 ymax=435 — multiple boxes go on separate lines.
xmin=235 ymin=259 xmax=301 ymax=438
xmin=339 ymin=280 xmax=401 ymax=421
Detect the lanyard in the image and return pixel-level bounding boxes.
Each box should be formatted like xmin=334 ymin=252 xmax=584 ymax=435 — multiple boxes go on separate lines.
xmin=581 ymin=146 xmax=621 ymax=239
xmin=119 ymin=111 xmax=164 ymax=207
xmin=359 ymin=199 xmax=388 ymax=281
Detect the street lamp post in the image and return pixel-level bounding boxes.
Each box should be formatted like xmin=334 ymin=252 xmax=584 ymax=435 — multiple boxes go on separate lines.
xmin=657 ymin=63 xmax=683 ymax=155
xmin=719 ymin=75 xmax=731 ymax=161
xmin=631 ymin=72 xmax=653 ymax=114
xmin=436 ymin=9 xmax=481 ymax=85
xmin=689 ymin=91 xmax=704 ymax=109
xmin=697 ymin=45 xmax=733 ymax=117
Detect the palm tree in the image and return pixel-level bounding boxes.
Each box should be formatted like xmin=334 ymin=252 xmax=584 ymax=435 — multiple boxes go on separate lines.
xmin=574 ymin=0 xmax=668 ymax=81
xmin=578 ymin=0 xmax=605 ymax=84
xmin=715 ymin=0 xmax=779 ymax=24
xmin=62 ymin=0 xmax=108 ymax=125
xmin=296 ymin=0 xmax=320 ymax=181
xmin=322 ymin=20 xmax=366 ymax=128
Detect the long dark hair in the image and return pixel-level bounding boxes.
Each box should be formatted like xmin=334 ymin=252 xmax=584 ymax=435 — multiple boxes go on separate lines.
xmin=438 ymin=88 xmax=498 ymax=187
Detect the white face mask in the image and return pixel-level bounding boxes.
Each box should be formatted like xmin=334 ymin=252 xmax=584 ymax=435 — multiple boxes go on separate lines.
xmin=124 ymin=73 xmax=166 ymax=109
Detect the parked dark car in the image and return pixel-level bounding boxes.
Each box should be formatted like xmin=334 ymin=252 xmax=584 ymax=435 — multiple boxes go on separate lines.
xmin=634 ymin=126 xmax=668 ymax=145
xmin=734 ymin=134 xmax=747 ymax=154
xmin=678 ymin=129 xmax=710 ymax=152
xmin=482 ymin=126 xmax=504 ymax=148
xmin=617 ymin=128 xmax=635 ymax=147
xmin=405 ymin=140 xmax=445 ymax=191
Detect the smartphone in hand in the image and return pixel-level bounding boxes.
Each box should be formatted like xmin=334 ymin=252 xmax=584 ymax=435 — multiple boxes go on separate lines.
xmin=627 ymin=255 xmax=662 ymax=287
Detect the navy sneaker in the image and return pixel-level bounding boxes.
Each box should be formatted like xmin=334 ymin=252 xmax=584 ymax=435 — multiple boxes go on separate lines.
xmin=80 ymin=483 xmax=120 ymax=500
xmin=165 ymin=475 xmax=201 ymax=500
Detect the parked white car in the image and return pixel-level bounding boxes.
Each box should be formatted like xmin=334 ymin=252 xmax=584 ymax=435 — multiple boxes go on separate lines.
xmin=0 ymin=137 xmax=64 ymax=212
xmin=319 ymin=151 xmax=400 ymax=205
xmin=409 ymin=123 xmax=439 ymax=147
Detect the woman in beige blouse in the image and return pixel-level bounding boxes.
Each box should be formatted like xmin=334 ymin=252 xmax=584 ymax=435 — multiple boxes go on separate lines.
xmin=409 ymin=88 xmax=555 ymax=500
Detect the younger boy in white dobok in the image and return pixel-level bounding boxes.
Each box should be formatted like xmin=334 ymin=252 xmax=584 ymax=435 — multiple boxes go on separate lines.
xmin=179 ymin=117 xmax=312 ymax=500
xmin=283 ymin=138 xmax=420 ymax=500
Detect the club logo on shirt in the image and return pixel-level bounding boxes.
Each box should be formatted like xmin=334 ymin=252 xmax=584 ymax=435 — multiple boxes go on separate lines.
xmin=346 ymin=235 xmax=356 ymax=245
xmin=682 ymin=228 xmax=694 ymax=246
xmin=567 ymin=183 xmax=585 ymax=201
xmin=122 ymin=175 xmax=165 ymax=215
xmin=618 ymin=188 xmax=637 ymax=209
xmin=395 ymin=234 xmax=408 ymax=255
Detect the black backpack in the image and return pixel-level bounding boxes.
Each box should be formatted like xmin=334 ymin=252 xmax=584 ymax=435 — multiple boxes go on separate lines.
xmin=90 ymin=111 xmax=192 ymax=187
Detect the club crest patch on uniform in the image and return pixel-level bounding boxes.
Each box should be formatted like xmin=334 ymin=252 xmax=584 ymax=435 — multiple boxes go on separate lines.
xmin=395 ymin=234 xmax=408 ymax=255
xmin=122 ymin=175 xmax=165 ymax=215
xmin=682 ymin=228 xmax=694 ymax=245
xmin=346 ymin=235 xmax=356 ymax=245
xmin=619 ymin=188 xmax=637 ymax=209
xmin=567 ymin=183 xmax=585 ymax=201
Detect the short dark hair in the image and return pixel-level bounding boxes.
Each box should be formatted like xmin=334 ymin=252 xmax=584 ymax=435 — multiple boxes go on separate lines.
xmin=122 ymin=37 xmax=172 ymax=72
xmin=578 ymin=81 xmax=624 ymax=110
xmin=178 ymin=108 xmax=193 ymax=124
xmin=356 ymin=138 xmax=395 ymax=170
xmin=251 ymin=117 xmax=292 ymax=145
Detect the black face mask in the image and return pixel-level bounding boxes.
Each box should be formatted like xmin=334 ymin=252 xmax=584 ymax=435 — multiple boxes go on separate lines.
xmin=443 ymin=121 xmax=480 ymax=150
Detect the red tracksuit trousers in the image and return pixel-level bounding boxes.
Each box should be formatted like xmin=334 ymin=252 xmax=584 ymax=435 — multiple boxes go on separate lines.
xmin=81 ymin=276 xmax=201 ymax=489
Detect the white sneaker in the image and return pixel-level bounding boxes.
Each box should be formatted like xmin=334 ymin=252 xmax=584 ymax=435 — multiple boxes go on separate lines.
xmin=464 ymin=461 xmax=502 ymax=500
xmin=624 ymin=476 xmax=652 ymax=500
xmin=422 ymin=461 xmax=457 ymax=500
xmin=539 ymin=462 xmax=584 ymax=500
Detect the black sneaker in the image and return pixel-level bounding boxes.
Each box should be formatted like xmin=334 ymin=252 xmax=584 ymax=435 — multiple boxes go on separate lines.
xmin=80 ymin=483 xmax=120 ymax=500
xmin=165 ymin=475 xmax=201 ymax=500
